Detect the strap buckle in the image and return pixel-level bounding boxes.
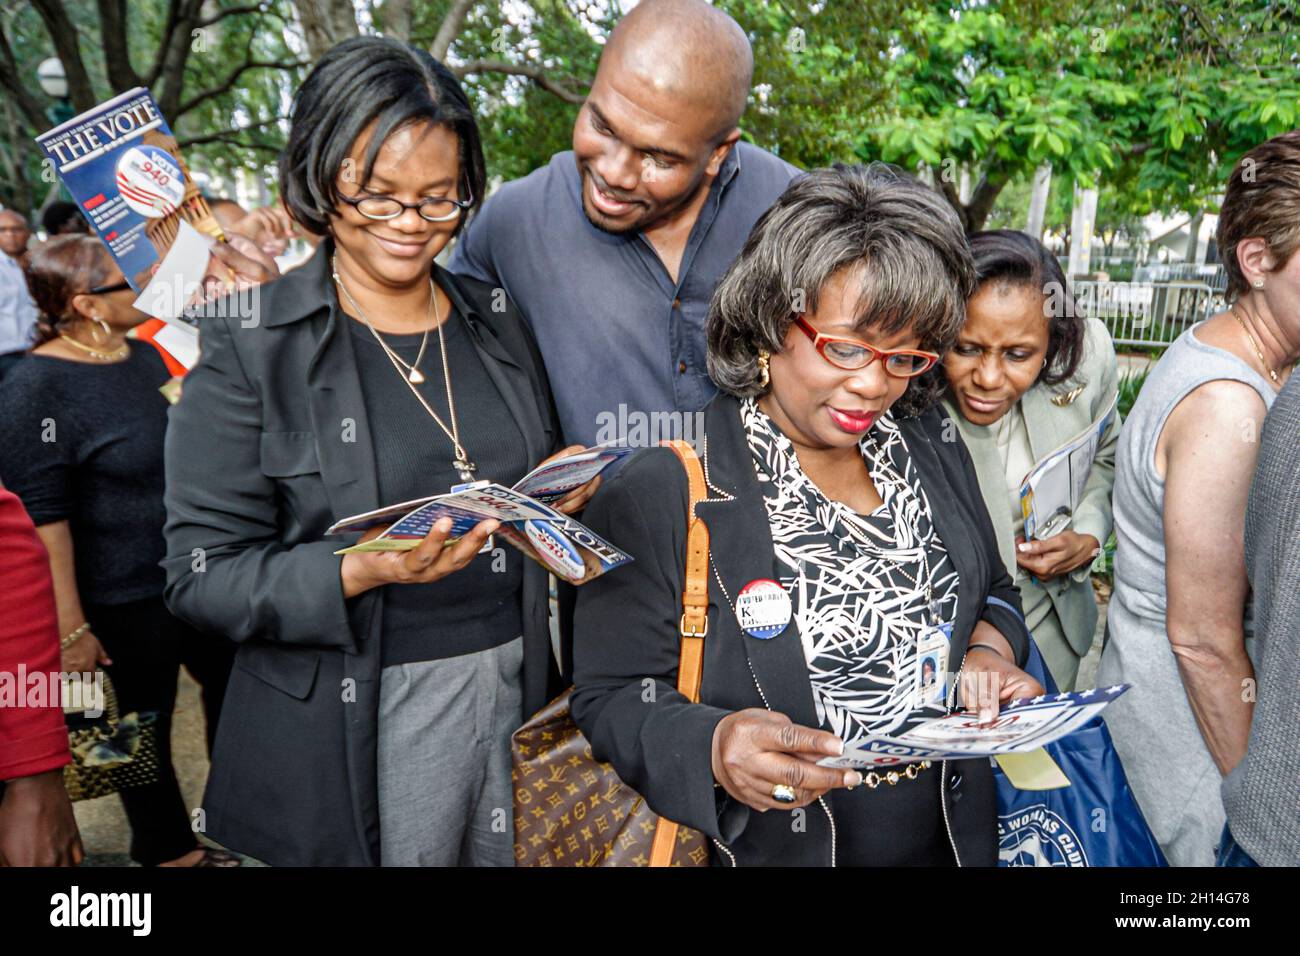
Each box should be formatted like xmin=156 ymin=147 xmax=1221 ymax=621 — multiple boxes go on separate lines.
xmin=679 ymin=612 xmax=708 ymax=638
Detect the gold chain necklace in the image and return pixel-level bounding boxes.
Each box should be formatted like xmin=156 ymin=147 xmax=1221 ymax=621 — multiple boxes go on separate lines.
xmin=58 ymin=333 xmax=128 ymax=362
xmin=331 ymin=258 xmax=477 ymax=481
xmin=1231 ymin=305 xmax=1280 ymax=385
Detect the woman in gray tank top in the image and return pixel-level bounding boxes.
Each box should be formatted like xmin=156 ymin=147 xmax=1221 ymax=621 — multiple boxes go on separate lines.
xmin=1099 ymin=131 xmax=1300 ymax=867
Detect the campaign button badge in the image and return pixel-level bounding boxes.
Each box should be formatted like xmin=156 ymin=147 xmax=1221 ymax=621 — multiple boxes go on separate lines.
xmin=735 ymin=579 xmax=792 ymax=640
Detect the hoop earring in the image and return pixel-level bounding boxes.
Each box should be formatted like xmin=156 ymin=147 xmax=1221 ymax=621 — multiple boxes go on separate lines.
xmin=92 ymin=318 xmax=111 ymax=344
xmin=757 ymin=348 xmax=771 ymax=390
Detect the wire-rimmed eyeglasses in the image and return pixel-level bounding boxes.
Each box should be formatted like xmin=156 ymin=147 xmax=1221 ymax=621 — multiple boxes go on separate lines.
xmin=338 ymin=181 xmax=474 ymax=223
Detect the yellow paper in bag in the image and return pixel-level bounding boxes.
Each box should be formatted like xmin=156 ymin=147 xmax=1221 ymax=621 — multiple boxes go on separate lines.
xmin=994 ymin=748 xmax=1070 ymax=790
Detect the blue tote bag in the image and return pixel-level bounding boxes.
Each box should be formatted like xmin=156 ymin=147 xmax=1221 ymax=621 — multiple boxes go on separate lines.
xmin=986 ymin=597 xmax=1167 ymax=867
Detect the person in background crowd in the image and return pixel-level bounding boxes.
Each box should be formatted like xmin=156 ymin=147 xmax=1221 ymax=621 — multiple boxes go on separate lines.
xmin=0 ymin=484 xmax=82 ymax=867
xmin=1223 ymin=367 xmax=1300 ymax=867
xmin=0 ymin=209 xmax=37 ymax=381
xmin=163 ymin=37 xmax=597 ymax=867
xmin=0 ymin=209 xmax=33 ymax=268
xmin=941 ymin=231 xmax=1120 ymax=691
xmin=41 ymin=201 xmax=89 ymax=237
xmin=1099 ymin=130 xmax=1300 ymax=866
xmin=0 ymin=236 xmax=244 ymax=867
xmin=450 ymin=0 xmax=799 ymax=448
xmin=571 ymin=166 xmax=1041 ymax=866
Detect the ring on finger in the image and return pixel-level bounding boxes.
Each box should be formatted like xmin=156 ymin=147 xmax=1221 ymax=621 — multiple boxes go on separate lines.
xmin=772 ymin=783 xmax=797 ymax=804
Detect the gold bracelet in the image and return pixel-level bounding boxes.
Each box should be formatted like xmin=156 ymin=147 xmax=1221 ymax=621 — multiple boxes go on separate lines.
xmin=60 ymin=622 xmax=90 ymax=649
xmin=859 ymin=760 xmax=932 ymax=789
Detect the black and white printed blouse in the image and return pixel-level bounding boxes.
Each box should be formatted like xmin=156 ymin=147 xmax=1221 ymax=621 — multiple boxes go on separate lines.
xmin=741 ymin=397 xmax=962 ymax=742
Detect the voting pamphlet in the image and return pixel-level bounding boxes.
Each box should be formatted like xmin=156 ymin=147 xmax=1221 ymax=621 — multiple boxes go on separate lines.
xmin=1018 ymin=393 xmax=1118 ymax=541
xmin=818 ymin=684 xmax=1131 ymax=769
xmin=326 ymin=445 xmax=635 ymax=584
xmin=35 ymin=88 xmax=223 ymax=323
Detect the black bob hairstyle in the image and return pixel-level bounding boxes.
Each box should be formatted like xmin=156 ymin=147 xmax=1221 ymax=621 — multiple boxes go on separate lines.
xmin=279 ymin=36 xmax=486 ymax=238
xmin=966 ymin=229 xmax=1085 ymax=388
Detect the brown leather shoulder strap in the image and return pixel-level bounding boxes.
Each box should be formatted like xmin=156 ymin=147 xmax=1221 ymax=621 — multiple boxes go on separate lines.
xmin=650 ymin=439 xmax=710 ymax=866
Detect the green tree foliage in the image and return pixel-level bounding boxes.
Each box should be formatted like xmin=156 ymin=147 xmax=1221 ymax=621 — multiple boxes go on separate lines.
xmin=3 ymin=0 xmax=1294 ymax=232
xmin=855 ymin=0 xmax=1299 ymax=232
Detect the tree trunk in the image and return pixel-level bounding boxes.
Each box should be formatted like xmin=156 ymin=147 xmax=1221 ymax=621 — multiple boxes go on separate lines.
xmin=294 ymin=0 xmax=360 ymax=62
xmin=30 ymin=0 xmax=98 ymax=111
xmin=152 ymin=0 xmax=207 ymax=120
xmin=962 ymin=172 xmax=1008 ymax=233
xmin=0 ymin=27 xmax=51 ymax=130
xmin=97 ymin=0 xmax=143 ymax=91
xmin=1025 ymin=162 xmax=1051 ymax=239
xmin=379 ymin=0 xmax=414 ymax=43
xmin=1184 ymin=210 xmax=1203 ymax=263
xmin=1068 ymin=183 xmax=1099 ymax=276
xmin=432 ymin=0 xmax=476 ymax=61
xmin=0 ymin=96 xmax=34 ymax=216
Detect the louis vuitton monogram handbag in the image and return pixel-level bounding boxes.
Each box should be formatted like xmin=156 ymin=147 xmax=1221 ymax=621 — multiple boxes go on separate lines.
xmin=511 ymin=439 xmax=711 ymax=867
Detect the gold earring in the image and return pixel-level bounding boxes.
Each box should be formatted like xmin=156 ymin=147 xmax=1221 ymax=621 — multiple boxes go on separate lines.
xmin=757 ymin=348 xmax=771 ymax=389
xmin=91 ymin=318 xmax=110 ymax=344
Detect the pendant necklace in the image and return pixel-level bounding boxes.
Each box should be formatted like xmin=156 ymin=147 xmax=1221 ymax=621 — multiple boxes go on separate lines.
xmin=1231 ymin=304 xmax=1280 ymax=386
xmin=331 ymin=257 xmax=478 ymax=481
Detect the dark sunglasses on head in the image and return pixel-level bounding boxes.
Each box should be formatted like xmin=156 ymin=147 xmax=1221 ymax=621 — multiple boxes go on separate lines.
xmin=86 ymin=279 xmax=132 ymax=296
xmin=792 ymin=315 xmax=939 ymax=378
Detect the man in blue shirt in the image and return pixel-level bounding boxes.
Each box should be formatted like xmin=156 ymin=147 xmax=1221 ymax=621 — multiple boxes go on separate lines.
xmin=0 ymin=210 xmax=37 ymax=381
xmin=450 ymin=0 xmax=799 ymax=447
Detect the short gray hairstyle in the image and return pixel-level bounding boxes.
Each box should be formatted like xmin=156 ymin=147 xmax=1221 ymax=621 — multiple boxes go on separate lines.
xmin=706 ymin=163 xmax=975 ymax=417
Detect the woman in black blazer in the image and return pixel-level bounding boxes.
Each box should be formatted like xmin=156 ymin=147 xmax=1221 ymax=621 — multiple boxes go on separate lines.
xmin=571 ymin=165 xmax=1044 ymax=866
xmin=162 ymin=38 xmax=592 ymax=866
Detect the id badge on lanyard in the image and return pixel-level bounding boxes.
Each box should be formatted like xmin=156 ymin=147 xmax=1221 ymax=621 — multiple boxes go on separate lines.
xmin=915 ymin=604 xmax=953 ymax=710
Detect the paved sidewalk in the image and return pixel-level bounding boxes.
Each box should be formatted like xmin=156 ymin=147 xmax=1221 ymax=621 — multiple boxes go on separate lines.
xmin=75 ymin=670 xmax=259 ymax=867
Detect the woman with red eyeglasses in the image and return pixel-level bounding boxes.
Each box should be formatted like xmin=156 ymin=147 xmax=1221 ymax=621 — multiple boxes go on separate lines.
xmin=569 ymin=164 xmax=1043 ymax=866
xmin=0 ymin=234 xmax=270 ymax=867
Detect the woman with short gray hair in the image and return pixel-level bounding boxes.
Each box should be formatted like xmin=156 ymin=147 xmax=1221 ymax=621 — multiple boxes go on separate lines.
xmin=571 ymin=164 xmax=1042 ymax=866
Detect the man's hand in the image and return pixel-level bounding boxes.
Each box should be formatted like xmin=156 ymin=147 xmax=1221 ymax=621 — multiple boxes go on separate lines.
xmin=200 ymin=234 xmax=281 ymax=302
xmin=539 ymin=445 xmax=603 ymax=516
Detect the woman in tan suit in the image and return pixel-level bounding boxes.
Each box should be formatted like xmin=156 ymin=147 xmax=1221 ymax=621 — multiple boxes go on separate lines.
xmin=941 ymin=230 xmax=1120 ymax=690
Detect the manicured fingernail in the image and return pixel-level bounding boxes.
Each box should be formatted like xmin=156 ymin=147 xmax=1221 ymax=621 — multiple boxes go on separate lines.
xmin=846 ymin=771 xmax=863 ymax=789
xmin=1017 ymin=543 xmax=1031 ymax=553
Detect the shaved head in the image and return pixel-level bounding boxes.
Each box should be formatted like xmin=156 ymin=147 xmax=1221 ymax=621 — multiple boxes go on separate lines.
xmin=604 ymin=0 xmax=753 ymax=138
xmin=572 ymin=0 xmax=754 ymax=234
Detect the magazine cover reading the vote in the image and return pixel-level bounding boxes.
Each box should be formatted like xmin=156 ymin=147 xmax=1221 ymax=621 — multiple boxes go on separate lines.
xmin=36 ymin=87 xmax=227 ymax=381
xmin=35 ymin=87 xmax=224 ymax=295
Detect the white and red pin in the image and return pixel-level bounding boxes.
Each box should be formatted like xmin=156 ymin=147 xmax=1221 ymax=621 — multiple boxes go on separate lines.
xmin=735 ymin=578 xmax=792 ymax=640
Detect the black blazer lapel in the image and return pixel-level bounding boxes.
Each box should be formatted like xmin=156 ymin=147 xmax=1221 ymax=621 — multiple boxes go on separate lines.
xmin=896 ymin=415 xmax=981 ymax=645
xmin=304 ymin=300 xmax=381 ymax=523
xmin=694 ymin=396 xmax=821 ymax=730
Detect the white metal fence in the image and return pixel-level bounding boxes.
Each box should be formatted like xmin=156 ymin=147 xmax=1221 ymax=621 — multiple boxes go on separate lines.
xmin=1074 ymin=267 xmax=1226 ymax=350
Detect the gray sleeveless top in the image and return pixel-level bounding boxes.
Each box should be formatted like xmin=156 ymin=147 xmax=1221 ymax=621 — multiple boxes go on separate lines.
xmin=1097 ymin=322 xmax=1275 ymax=866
